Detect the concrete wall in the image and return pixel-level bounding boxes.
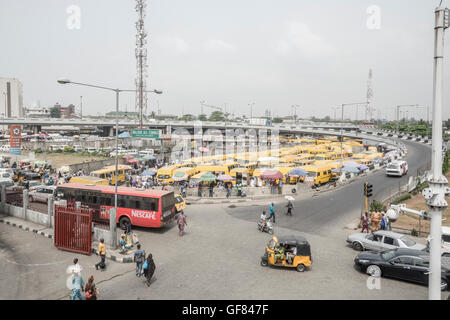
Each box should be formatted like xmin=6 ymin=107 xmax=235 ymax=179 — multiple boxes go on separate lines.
xmin=93 ymin=226 xmax=114 ymax=247
xmin=68 ymin=158 xmax=125 ymax=174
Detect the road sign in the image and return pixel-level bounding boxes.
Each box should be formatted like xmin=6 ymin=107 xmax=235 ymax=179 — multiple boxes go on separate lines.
xmin=132 ymin=129 xmax=160 ymax=138
xmin=9 ymin=125 xmax=21 ymax=155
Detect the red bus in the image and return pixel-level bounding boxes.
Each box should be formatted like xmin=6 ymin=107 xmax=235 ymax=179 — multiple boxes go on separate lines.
xmin=56 ymin=183 xmax=176 ymax=229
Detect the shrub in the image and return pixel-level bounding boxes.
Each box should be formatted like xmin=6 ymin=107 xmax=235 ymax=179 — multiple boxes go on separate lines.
xmin=391 ymin=193 xmax=412 ymax=205
xmin=370 ymin=200 xmax=387 ymax=212
xmin=64 ymin=146 xmax=75 ymax=153
xmin=411 ymin=228 xmax=419 ymax=237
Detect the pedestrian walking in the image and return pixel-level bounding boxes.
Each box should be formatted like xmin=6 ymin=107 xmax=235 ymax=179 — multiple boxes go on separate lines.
xmin=84 ymin=276 xmax=99 ymax=300
xmin=361 ymin=212 xmax=369 ymax=233
xmin=143 ymin=253 xmax=156 ymax=287
xmin=380 ymin=213 xmax=387 ymax=230
xmin=134 ymin=244 xmax=146 ymax=277
xmin=71 ymin=268 xmax=85 ymax=300
xmin=286 ymin=201 xmax=293 ymax=216
xmin=177 ymin=210 xmax=187 ymax=236
xmin=209 ymin=183 xmax=214 ymax=197
xmin=95 ymin=238 xmax=106 ymax=271
xmin=269 ymin=202 xmax=276 ymax=223
xmin=226 ymin=183 xmax=231 ymax=198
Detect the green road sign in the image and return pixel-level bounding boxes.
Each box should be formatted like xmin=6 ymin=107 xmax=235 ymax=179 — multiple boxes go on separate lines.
xmin=132 ymin=129 xmax=160 ymax=138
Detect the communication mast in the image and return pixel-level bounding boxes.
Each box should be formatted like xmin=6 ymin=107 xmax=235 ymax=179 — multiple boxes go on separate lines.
xmin=366 ymin=69 xmax=374 ymax=121
xmin=135 ymin=0 xmax=148 ymax=128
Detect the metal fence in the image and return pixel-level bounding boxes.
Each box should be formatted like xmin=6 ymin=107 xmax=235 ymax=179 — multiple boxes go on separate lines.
xmin=54 ymin=206 xmax=93 ymax=255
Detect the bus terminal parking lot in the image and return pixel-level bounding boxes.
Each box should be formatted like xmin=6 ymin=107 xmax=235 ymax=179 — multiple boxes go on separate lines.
xmin=2 ymin=203 xmax=446 ymax=300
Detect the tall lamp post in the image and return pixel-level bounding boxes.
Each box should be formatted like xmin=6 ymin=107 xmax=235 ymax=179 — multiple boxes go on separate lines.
xmin=248 ymin=103 xmax=255 ymax=120
xmin=422 ymin=6 xmax=449 ymax=300
xmin=57 ymin=79 xmax=162 ymax=249
xmin=292 ymin=105 xmax=301 ymax=124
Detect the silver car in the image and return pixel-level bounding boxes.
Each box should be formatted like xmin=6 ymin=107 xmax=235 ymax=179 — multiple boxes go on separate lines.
xmin=28 ymin=186 xmax=56 ymax=204
xmin=347 ymin=230 xmax=427 ymax=252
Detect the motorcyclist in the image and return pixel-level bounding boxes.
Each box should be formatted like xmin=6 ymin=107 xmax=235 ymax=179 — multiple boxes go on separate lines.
xmin=259 ymin=210 xmax=268 ymax=232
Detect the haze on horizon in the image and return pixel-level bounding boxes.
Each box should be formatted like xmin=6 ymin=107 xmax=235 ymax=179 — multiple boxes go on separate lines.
xmin=0 ymin=0 xmax=448 ymax=121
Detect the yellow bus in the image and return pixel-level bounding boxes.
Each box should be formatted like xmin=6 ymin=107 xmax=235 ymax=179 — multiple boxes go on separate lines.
xmin=172 ymin=166 xmax=199 ymax=181
xmin=69 ymin=175 xmax=109 ymax=185
xmin=90 ymin=165 xmax=130 ymax=185
xmin=302 ymin=164 xmax=333 ymax=187
xmin=156 ymin=164 xmax=186 ymax=183
xmin=196 ymin=161 xmax=239 ymax=175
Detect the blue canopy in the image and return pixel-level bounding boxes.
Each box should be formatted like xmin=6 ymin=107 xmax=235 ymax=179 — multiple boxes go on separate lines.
xmin=342 ymin=166 xmax=360 ymax=174
xmin=288 ymin=168 xmax=307 ymax=177
xmin=141 ymin=170 xmax=156 ymax=176
xmin=118 ymin=131 xmax=131 ymax=138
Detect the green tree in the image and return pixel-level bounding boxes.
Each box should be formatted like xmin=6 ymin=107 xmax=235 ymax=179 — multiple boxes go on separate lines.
xmin=208 ymin=111 xmax=226 ymax=122
xmin=198 ymin=114 xmax=207 ymax=121
xmin=50 ymin=107 xmax=61 ymax=118
xmin=179 ymin=114 xmax=196 ymax=121
xmin=272 ymin=117 xmax=283 ymax=123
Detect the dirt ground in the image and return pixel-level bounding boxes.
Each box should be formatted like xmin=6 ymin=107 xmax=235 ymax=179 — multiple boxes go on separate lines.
xmin=35 ymin=153 xmax=107 ymax=168
xmin=390 ymin=172 xmax=450 ymax=234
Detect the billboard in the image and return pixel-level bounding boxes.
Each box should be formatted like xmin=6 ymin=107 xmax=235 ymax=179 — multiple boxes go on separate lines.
xmin=9 ymin=125 xmax=22 ymax=155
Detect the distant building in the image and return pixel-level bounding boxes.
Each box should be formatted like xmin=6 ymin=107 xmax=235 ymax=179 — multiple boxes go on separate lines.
xmin=24 ymin=106 xmax=51 ymax=118
xmin=154 ymin=114 xmax=178 ymax=121
xmin=0 ymin=77 xmax=24 ymax=118
xmin=52 ymin=103 xmax=76 ymax=118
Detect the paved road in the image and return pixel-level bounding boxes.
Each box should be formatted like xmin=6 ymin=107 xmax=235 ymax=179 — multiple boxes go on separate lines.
xmin=225 ymin=140 xmax=431 ymax=237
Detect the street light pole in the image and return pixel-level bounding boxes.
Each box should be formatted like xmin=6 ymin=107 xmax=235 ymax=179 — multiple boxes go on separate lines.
xmin=80 ymin=96 xmax=83 ymax=119
xmin=423 ymin=6 xmax=449 ymax=300
xmin=57 ymin=79 xmax=162 ymax=250
xmin=395 ymin=104 xmax=419 ymax=135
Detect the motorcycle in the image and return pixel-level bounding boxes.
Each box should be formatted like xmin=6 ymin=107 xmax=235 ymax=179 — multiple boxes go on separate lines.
xmin=258 ymin=219 xmax=274 ymax=235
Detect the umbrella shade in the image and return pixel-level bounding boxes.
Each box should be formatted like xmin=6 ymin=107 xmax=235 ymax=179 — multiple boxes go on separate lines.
xmin=357 ymin=164 xmax=369 ymax=171
xmin=143 ymin=154 xmax=156 ymax=160
xmin=331 ymin=168 xmax=341 ymax=173
xmin=141 ymin=170 xmax=156 ymax=176
xmin=260 ymin=169 xmax=283 ymax=179
xmin=128 ymin=159 xmax=139 ymax=164
xmin=200 ymin=172 xmax=217 ymax=182
xmin=217 ymin=174 xmax=234 ymax=181
xmin=288 ymin=168 xmax=307 ymax=177
xmin=342 ymin=166 xmax=360 ymax=174
xmin=343 ymin=161 xmax=360 ymax=167
xmin=122 ymin=155 xmax=134 ymax=160
xmin=173 ymin=171 xmax=188 ymax=181
xmin=118 ymin=131 xmax=131 ymax=138
xmin=59 ymin=166 xmax=70 ymax=173
xmin=134 ymin=157 xmax=145 ymax=162
xmin=198 ymin=147 xmax=209 ymax=153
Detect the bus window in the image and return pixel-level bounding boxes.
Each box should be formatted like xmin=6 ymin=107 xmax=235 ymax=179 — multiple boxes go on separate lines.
xmin=144 ymin=198 xmax=158 ymax=211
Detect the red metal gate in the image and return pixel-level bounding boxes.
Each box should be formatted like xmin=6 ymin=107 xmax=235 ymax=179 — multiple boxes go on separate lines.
xmin=54 ymin=206 xmax=92 ymax=255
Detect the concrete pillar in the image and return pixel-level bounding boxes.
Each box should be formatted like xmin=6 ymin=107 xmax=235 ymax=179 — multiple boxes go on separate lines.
xmin=22 ymin=189 xmax=28 ymax=221
xmin=109 ymin=127 xmax=114 ymax=137
xmin=47 ymin=197 xmax=54 ymax=228
xmin=1 ymin=185 xmax=5 ymax=203
xmin=109 ymin=208 xmax=117 ymax=249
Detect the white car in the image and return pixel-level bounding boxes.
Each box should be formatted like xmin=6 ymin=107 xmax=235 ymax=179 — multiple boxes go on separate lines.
xmin=427 ymin=226 xmax=450 ymax=257
xmin=28 ymin=186 xmax=56 ymax=204
xmin=386 ymin=160 xmax=408 ymax=177
xmin=0 ymin=145 xmax=10 ymax=152
xmin=86 ymin=147 xmax=97 ymax=153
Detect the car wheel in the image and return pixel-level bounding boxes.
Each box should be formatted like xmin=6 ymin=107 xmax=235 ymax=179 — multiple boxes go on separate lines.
xmin=443 ymin=253 xmax=450 ymax=258
xmin=441 ymin=278 xmax=448 ymax=291
xmin=119 ymin=216 xmax=130 ymax=230
xmin=296 ymin=264 xmax=306 ymax=272
xmin=366 ymin=265 xmax=382 ymax=278
xmin=268 ymin=229 xmax=274 ymax=235
xmin=260 ymin=259 xmax=268 ymax=267
xmin=352 ymin=242 xmax=364 ymax=251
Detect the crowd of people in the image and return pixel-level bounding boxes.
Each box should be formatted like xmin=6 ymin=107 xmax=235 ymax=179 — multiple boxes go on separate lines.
xmin=360 ymin=211 xmax=392 ymax=233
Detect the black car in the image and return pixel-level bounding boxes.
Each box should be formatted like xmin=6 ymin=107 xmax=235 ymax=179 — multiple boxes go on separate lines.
xmin=354 ymin=248 xmax=450 ymax=291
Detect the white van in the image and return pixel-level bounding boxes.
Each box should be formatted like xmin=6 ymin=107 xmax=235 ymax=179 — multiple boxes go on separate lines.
xmin=86 ymin=147 xmax=97 ymax=154
xmin=385 ymin=160 xmax=408 ymax=177
xmin=139 ymin=149 xmax=154 ymax=156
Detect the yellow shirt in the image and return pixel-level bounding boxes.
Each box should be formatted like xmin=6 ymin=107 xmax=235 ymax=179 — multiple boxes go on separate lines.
xmin=98 ymin=243 xmax=106 ymax=255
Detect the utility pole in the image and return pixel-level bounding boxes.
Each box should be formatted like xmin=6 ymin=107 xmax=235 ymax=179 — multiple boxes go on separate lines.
xmin=80 ymin=96 xmax=83 ymax=119
xmin=422 ymin=6 xmax=449 ymax=300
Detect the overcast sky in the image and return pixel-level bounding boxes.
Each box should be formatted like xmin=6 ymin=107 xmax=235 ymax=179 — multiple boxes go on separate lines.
xmin=1 ymin=0 xmax=449 ymax=120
